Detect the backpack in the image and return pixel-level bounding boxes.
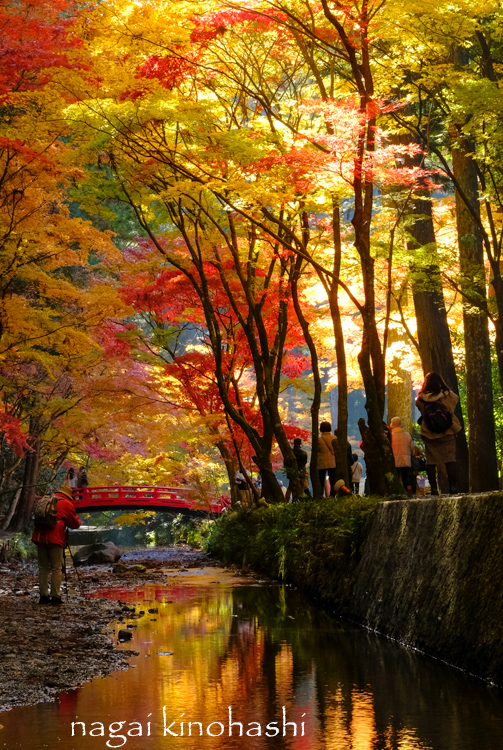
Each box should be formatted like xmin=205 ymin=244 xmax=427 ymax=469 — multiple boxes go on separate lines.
xmin=422 ymin=400 xmax=453 ymax=434
xmin=33 ymin=493 xmax=59 ymax=530
xmin=411 ymin=454 xmax=427 ymax=472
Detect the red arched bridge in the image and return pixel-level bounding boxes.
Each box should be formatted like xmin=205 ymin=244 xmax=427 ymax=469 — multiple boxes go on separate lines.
xmin=71 ymin=486 xmax=230 ymax=516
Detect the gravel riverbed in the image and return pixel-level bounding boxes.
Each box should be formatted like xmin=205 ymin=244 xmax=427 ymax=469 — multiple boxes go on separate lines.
xmin=0 ymin=545 xmax=221 ymax=713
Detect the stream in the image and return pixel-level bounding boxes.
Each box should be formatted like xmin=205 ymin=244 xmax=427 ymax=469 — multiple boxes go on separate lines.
xmin=1 ymin=568 xmax=502 ymax=749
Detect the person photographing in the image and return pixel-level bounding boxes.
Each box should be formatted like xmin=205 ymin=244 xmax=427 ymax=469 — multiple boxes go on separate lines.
xmin=32 ymin=484 xmax=81 ymax=605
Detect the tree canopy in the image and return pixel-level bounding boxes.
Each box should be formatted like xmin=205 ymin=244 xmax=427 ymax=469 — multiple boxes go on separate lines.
xmin=2 ymin=0 xmax=503 ymax=526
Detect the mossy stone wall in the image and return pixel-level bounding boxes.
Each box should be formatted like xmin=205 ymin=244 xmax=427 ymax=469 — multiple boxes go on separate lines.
xmin=208 ymin=493 xmax=503 ymax=684
xmin=349 ymin=494 xmax=503 ymax=684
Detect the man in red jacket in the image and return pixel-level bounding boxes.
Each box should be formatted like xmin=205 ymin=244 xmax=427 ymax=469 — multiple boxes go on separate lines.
xmin=31 ymin=485 xmax=81 ymax=605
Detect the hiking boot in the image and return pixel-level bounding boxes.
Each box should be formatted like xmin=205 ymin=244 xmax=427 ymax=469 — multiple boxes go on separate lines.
xmin=50 ymin=596 xmax=63 ymax=605
xmin=38 ymin=595 xmax=51 ymax=605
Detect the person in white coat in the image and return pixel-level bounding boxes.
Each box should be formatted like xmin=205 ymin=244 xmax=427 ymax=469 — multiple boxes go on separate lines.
xmin=350 ymin=453 xmax=363 ymax=494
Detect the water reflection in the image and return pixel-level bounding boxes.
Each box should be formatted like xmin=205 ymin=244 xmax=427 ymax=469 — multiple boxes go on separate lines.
xmin=1 ymin=582 xmax=502 ymax=749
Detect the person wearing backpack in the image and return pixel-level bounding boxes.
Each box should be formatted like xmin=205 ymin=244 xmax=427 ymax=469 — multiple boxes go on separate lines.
xmin=31 ymin=485 xmax=81 ymax=605
xmin=416 ymin=372 xmax=462 ymax=496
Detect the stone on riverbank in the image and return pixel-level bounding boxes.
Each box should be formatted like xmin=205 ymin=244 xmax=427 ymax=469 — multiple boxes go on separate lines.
xmin=73 ymin=541 xmax=122 ymax=566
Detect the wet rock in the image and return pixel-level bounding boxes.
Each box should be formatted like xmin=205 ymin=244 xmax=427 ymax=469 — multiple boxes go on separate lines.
xmin=74 ymin=542 xmax=122 ymax=566
xmin=148 ymin=608 xmax=158 ymax=614
xmin=113 ymin=563 xmax=129 ymax=575
xmin=118 ymin=629 xmax=133 ymax=642
xmin=113 ymin=563 xmax=146 ymax=576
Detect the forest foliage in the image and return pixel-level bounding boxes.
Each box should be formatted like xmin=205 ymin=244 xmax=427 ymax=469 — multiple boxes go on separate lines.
xmin=1 ymin=0 xmax=503 ymax=527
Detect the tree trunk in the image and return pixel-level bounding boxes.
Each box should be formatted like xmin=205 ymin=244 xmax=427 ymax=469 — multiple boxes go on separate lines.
xmin=450 ymin=135 xmax=499 ymax=491
xmin=1 ymin=486 xmax=22 ymax=531
xmin=329 ymin=199 xmax=349 ymax=485
xmin=255 ymin=448 xmax=285 ymax=503
xmin=291 ymin=256 xmax=322 ymax=497
xmin=408 ymin=195 xmax=470 ymax=492
xmin=354 ymin=247 xmax=403 ymax=495
xmin=216 ymin=442 xmax=240 ymax=507
xmin=8 ymin=437 xmax=41 ymax=533
xmin=386 ymin=293 xmax=413 ymax=434
xmin=358 ymin=418 xmax=388 ymax=496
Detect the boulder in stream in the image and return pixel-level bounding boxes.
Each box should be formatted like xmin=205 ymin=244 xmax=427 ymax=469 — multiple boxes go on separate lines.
xmin=73 ymin=542 xmax=122 ymax=566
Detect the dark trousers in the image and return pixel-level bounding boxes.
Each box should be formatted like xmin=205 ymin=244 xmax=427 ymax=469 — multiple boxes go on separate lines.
xmin=426 ymin=462 xmax=457 ymax=494
xmin=398 ymin=466 xmax=412 ymax=493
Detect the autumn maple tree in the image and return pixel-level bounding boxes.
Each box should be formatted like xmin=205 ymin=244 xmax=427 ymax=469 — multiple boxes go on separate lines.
xmin=0 ymin=0 xmax=130 ymax=527
xmin=3 ymin=0 xmax=503 ymax=523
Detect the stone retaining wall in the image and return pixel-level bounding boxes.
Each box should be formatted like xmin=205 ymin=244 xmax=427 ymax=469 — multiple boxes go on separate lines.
xmin=348 ymin=494 xmax=503 ymax=684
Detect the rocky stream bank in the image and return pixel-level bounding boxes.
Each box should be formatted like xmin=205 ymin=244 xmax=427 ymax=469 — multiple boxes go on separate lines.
xmin=0 ymin=545 xmax=222 ymax=713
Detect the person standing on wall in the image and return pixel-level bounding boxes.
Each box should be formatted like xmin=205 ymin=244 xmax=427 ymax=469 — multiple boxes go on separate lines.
xmin=416 ymin=372 xmax=462 ymax=495
xmin=318 ymin=422 xmax=336 ymax=497
xmin=389 ymin=417 xmax=415 ymax=495
xmin=64 ymin=467 xmax=77 ymax=489
xmin=350 ymin=453 xmax=363 ymax=495
xmin=286 ymin=438 xmax=310 ymax=500
xmin=32 ymin=485 xmax=81 ymax=605
xmin=235 ymin=468 xmax=252 ymax=505
xmin=76 ymin=466 xmax=89 ymax=489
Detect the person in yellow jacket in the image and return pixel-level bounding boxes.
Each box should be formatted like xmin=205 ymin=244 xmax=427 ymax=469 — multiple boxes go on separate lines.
xmin=318 ymin=421 xmax=336 ymax=497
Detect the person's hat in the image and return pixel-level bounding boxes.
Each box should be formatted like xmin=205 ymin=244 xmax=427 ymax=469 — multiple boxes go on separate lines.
xmin=58 ymin=484 xmax=73 ymax=499
xmin=334 ymin=479 xmax=352 ymax=495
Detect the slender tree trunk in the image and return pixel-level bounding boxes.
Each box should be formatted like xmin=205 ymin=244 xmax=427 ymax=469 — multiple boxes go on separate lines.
xmin=291 ymin=257 xmax=322 ymax=497
xmin=386 ymin=293 xmax=413 ymax=434
xmin=358 ymin=418 xmax=388 ymax=495
xmin=408 ymin=195 xmax=470 ymax=492
xmin=450 ymin=137 xmax=499 ymax=491
xmin=354 ymin=247 xmax=403 ymax=494
xmin=8 ymin=437 xmax=41 ymax=532
xmin=216 ymin=441 xmax=240 ymax=507
xmin=255 ymin=447 xmax=284 ymax=503
xmin=1 ymin=486 xmax=22 ymax=531
xmin=329 ymin=199 xmax=349 ymax=485
xmin=492 ymin=300 xmax=503 ymax=397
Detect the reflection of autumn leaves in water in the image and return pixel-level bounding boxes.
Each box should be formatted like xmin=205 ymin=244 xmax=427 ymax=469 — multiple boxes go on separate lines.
xmin=2 ymin=580 xmax=503 ymax=749
xmin=85 ymin=582 xmax=307 ymax=748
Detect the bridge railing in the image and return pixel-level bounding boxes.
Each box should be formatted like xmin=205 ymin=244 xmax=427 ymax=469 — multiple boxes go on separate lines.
xmin=71 ymin=486 xmax=230 ymax=514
